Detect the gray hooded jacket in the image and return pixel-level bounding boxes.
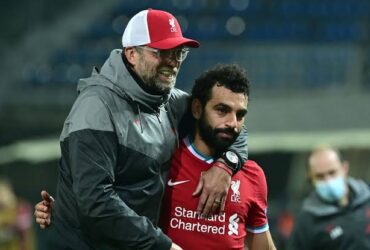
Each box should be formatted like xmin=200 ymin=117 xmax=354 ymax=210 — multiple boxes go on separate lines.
xmin=48 ymin=49 xmax=248 ymax=250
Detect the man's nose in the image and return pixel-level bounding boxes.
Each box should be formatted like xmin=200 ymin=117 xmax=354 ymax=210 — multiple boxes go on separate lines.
xmin=225 ymin=114 xmax=238 ymax=129
xmin=322 ymin=174 xmax=334 ymax=182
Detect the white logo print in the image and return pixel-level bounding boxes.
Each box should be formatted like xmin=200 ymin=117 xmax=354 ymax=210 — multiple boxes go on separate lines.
xmin=167 ymin=179 xmax=190 ymax=186
xmin=231 ymin=180 xmax=240 ymax=203
xmin=169 ymin=18 xmax=177 ymax=32
xmin=228 ymin=213 xmax=239 ymax=235
xmin=329 ymin=226 xmax=343 ymax=240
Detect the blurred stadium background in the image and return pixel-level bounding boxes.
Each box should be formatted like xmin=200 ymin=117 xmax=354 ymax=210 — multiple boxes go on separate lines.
xmin=1 ymin=0 xmax=370 ymax=249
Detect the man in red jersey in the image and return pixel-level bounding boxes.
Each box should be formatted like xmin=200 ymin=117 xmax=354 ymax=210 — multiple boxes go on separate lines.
xmin=159 ymin=64 xmax=276 ymax=249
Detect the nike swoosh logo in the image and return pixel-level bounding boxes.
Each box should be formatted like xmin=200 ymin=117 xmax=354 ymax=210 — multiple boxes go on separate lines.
xmin=167 ymin=179 xmax=190 ymax=186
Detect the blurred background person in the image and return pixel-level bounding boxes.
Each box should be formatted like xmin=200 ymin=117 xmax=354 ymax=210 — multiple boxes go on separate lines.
xmin=288 ymin=146 xmax=370 ymax=250
xmin=0 ymin=179 xmax=33 ymax=250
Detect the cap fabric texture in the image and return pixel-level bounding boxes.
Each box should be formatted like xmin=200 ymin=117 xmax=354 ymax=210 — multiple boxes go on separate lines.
xmin=122 ymin=9 xmax=199 ymax=49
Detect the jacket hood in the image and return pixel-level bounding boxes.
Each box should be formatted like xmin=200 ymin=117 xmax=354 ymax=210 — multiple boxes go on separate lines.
xmin=77 ymin=49 xmax=169 ymax=111
xmin=302 ymin=177 xmax=370 ymax=217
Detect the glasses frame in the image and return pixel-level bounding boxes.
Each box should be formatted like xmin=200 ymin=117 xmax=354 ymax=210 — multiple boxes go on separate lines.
xmin=137 ymin=46 xmax=189 ymax=62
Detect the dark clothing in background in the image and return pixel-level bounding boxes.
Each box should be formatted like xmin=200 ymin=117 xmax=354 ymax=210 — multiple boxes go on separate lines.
xmin=288 ymin=177 xmax=370 ymax=250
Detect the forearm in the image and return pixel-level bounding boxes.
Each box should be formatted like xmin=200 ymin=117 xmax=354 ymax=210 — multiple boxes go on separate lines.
xmin=246 ymin=231 xmax=276 ymax=250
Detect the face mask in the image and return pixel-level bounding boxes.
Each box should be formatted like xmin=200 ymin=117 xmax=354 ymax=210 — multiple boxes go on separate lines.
xmin=314 ymin=175 xmax=346 ymax=202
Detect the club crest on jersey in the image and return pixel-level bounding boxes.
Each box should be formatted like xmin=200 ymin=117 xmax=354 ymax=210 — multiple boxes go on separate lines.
xmin=231 ymin=180 xmax=241 ymax=203
xmin=169 ymin=18 xmax=177 ymax=32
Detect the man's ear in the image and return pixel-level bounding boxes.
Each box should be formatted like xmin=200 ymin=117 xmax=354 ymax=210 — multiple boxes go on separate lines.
xmin=342 ymin=161 xmax=350 ymax=176
xmin=191 ymin=99 xmax=202 ymax=120
xmin=124 ymin=47 xmax=137 ymax=66
xmin=306 ymin=167 xmax=314 ymax=186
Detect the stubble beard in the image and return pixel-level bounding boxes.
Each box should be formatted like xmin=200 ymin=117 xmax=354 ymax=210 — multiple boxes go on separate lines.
xmin=139 ymin=59 xmax=177 ymax=95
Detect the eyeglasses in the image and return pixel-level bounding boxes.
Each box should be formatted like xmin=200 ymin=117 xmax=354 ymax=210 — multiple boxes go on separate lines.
xmin=137 ymin=46 xmax=189 ymax=62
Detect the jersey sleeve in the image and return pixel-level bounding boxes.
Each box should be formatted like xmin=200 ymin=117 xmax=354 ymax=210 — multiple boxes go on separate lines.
xmin=245 ymin=161 xmax=269 ymax=234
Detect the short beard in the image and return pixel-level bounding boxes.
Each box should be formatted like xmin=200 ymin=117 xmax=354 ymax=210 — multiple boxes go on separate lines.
xmin=198 ymin=113 xmax=239 ymax=153
xmin=151 ymin=77 xmax=176 ymax=94
xmin=136 ymin=52 xmax=177 ymax=95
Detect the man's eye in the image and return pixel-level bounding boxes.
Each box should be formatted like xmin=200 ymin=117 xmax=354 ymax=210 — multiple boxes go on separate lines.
xmin=236 ymin=115 xmax=244 ymax=121
xmin=216 ymin=108 xmax=227 ymax=114
xmin=329 ymin=170 xmax=337 ymax=176
xmin=237 ymin=111 xmax=247 ymax=120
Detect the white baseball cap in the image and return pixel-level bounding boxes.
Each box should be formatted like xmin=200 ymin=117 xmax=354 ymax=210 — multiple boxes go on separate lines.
xmin=122 ymin=9 xmax=200 ymax=49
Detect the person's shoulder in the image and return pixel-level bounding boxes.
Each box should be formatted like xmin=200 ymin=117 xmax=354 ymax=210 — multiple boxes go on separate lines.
xmin=76 ymin=77 xmax=130 ymax=111
xmin=167 ymin=88 xmax=190 ymax=116
xmin=65 ymin=87 xmax=115 ymax=133
xmin=243 ymin=160 xmax=265 ymax=176
xmin=245 ymin=159 xmax=260 ymax=168
xmin=236 ymin=160 xmax=268 ymax=201
xmin=236 ymin=160 xmax=266 ymax=187
xmin=169 ymin=88 xmax=189 ymax=100
xmin=79 ymin=81 xmax=117 ymax=100
xmin=72 ymin=87 xmax=110 ymax=114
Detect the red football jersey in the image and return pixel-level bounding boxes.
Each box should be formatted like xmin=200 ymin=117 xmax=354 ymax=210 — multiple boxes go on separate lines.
xmin=159 ymin=136 xmax=269 ymax=250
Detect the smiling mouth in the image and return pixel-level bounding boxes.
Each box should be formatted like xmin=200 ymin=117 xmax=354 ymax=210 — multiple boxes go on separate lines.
xmin=159 ymin=67 xmax=177 ymax=77
xmin=157 ymin=69 xmax=177 ymax=83
xmin=159 ymin=70 xmax=175 ymax=78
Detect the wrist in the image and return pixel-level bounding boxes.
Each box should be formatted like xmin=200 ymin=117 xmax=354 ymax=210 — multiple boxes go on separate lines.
xmin=213 ymin=161 xmax=233 ymax=176
xmin=220 ymin=150 xmax=240 ymax=175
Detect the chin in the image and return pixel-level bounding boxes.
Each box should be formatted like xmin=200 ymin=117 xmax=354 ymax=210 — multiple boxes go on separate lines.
xmin=155 ymin=80 xmax=175 ymax=93
xmin=213 ymin=140 xmax=233 ymax=151
xmin=216 ymin=134 xmax=234 ymax=143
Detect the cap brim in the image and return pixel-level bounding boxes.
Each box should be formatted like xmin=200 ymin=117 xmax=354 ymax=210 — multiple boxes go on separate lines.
xmin=148 ymin=37 xmax=200 ymax=49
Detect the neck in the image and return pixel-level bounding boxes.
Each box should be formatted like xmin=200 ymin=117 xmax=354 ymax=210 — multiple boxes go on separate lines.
xmin=192 ymin=131 xmax=215 ymax=157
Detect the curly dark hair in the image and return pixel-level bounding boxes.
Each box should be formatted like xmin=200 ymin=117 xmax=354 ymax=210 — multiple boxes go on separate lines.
xmin=191 ymin=64 xmax=250 ymax=106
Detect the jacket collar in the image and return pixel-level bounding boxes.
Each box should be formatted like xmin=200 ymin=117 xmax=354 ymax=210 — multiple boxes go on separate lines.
xmin=81 ymin=49 xmax=170 ymax=111
xmin=302 ymin=177 xmax=370 ymax=217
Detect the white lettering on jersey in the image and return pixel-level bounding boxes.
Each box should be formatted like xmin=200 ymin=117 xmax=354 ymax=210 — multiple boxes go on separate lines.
xmin=329 ymin=226 xmax=343 ymax=240
xmin=171 ymin=207 xmax=226 ymax=234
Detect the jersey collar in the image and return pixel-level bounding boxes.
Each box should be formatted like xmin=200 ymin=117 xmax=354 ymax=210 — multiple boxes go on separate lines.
xmin=183 ymin=135 xmax=214 ymax=164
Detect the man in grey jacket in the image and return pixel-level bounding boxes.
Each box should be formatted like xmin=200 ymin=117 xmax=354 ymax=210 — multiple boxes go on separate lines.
xmin=34 ymin=9 xmax=248 ymax=250
xmin=288 ymin=147 xmax=370 ymax=250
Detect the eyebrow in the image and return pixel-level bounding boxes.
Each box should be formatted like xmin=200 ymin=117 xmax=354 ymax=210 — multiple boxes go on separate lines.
xmin=314 ymin=169 xmax=337 ymax=178
xmin=237 ymin=109 xmax=248 ymax=116
xmin=215 ymin=103 xmax=247 ymax=113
